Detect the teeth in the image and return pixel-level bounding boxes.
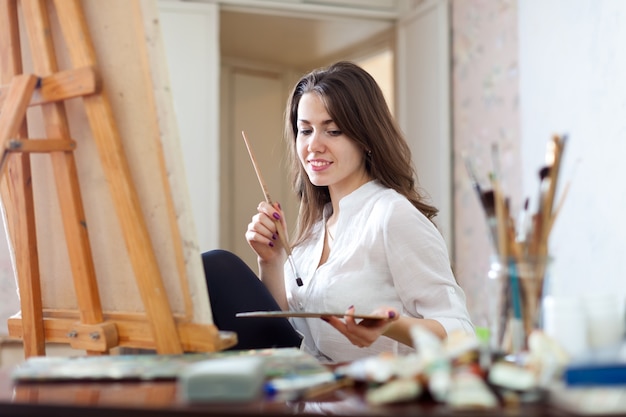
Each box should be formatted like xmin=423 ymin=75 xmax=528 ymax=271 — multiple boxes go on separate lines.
xmin=310 ymin=160 xmax=330 ymax=167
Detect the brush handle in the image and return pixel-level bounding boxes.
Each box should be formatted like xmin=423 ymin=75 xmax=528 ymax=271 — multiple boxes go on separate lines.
xmin=241 ymin=131 xmax=302 ymax=286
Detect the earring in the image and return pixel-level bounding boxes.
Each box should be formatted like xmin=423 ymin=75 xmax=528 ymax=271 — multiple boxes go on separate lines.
xmin=366 ymin=150 xmax=372 ymax=158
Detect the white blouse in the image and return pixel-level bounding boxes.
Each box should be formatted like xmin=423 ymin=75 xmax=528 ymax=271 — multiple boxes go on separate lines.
xmin=285 ymin=181 xmax=474 ymax=363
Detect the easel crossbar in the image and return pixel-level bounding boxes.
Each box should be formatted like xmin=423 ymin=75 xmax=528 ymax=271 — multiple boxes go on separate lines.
xmin=7 ymin=314 xmax=236 ymax=353
xmin=0 ymin=66 xmax=99 ymax=108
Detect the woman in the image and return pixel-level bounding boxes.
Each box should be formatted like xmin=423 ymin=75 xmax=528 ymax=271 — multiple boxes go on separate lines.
xmin=204 ymin=61 xmax=473 ymax=363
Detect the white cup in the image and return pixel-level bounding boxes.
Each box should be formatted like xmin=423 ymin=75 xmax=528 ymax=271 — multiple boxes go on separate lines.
xmin=583 ymin=294 xmax=625 ymax=350
xmin=542 ymin=295 xmax=588 ymax=357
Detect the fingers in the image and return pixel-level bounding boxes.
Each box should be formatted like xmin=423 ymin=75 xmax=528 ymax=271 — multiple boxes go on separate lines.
xmin=343 ymin=305 xmax=357 ymax=325
xmin=246 ymin=212 xmax=277 ymax=245
xmin=366 ymin=307 xmax=399 ymax=325
xmin=321 ymin=306 xmax=400 ymax=348
xmin=246 ymin=201 xmax=287 ymax=260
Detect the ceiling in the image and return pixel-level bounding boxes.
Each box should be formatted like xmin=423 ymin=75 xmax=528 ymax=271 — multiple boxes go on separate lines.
xmin=219 ymin=9 xmax=394 ymax=69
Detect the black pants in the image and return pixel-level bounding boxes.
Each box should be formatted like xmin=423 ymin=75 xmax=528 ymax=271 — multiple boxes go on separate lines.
xmin=201 ymin=249 xmax=302 ymax=350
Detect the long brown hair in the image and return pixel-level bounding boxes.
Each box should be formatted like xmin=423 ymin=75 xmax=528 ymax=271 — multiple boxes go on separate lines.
xmin=285 ymin=61 xmax=438 ymax=245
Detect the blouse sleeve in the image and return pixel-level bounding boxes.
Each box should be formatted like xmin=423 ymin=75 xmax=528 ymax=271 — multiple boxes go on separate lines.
xmin=381 ymin=199 xmax=474 ymax=335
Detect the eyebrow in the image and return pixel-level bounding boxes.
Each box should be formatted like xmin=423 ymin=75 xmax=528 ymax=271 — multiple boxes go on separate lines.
xmin=297 ymin=119 xmax=335 ymax=126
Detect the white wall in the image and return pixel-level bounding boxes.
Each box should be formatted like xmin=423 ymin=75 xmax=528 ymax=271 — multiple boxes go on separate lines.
xmin=396 ymin=0 xmax=452 ymax=249
xmin=518 ymin=1 xmax=626 ymax=300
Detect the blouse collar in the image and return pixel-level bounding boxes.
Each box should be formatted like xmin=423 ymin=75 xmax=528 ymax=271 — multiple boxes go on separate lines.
xmin=323 ymin=180 xmax=383 ymax=220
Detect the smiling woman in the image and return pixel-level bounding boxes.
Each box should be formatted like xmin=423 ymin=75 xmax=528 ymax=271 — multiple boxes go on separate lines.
xmin=202 ymin=61 xmax=474 ymax=363
xmin=295 ymin=92 xmax=371 ymax=198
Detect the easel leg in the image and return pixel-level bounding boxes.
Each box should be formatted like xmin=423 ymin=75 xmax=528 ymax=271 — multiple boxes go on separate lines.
xmin=0 ymin=0 xmax=46 ymax=352
xmin=52 ymin=0 xmax=183 ymax=354
xmin=21 ymin=0 xmax=108 ymax=347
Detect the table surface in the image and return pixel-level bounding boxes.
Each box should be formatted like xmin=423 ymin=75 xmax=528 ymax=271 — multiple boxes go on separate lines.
xmin=2 ymin=366 xmax=604 ymax=417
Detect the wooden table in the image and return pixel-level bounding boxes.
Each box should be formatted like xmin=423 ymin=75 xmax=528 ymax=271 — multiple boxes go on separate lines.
xmin=1 ymin=366 xmax=594 ymax=417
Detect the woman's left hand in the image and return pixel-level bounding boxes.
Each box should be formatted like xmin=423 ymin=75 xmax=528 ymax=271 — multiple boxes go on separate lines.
xmin=322 ymin=306 xmax=399 ymax=348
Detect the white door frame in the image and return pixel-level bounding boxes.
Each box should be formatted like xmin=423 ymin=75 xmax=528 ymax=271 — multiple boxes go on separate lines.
xmin=396 ymin=0 xmax=453 ymax=254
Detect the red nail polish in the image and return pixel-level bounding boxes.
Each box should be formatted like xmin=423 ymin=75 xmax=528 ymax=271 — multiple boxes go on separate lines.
xmin=269 ymin=241 xmax=274 ymax=247
xmin=273 ymin=212 xmax=281 ymax=220
xmin=388 ymin=311 xmax=396 ymax=319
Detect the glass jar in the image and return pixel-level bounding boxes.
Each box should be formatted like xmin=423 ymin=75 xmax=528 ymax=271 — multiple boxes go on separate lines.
xmin=486 ymin=255 xmax=552 ymax=356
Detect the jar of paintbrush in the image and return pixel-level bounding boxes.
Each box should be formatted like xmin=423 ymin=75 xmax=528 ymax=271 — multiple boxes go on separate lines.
xmin=486 ymin=255 xmax=552 ymax=358
xmin=465 ymin=134 xmax=568 ymax=361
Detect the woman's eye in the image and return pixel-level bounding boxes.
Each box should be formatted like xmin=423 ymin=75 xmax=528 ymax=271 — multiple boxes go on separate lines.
xmin=327 ymin=130 xmax=342 ymax=137
xmin=298 ymin=129 xmax=312 ymax=135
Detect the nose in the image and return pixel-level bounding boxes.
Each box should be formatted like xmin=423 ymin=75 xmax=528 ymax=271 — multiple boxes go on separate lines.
xmin=307 ymin=130 xmax=324 ymax=153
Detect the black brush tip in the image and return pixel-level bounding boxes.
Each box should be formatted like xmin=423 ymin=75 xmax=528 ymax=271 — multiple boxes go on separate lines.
xmin=480 ymin=190 xmax=496 ymax=214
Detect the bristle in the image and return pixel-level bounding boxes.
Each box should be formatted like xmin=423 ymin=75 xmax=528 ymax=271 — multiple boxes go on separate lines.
xmin=480 ymin=190 xmax=496 ymax=214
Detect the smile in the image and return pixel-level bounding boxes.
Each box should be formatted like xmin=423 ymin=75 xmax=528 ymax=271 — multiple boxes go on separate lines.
xmin=308 ymin=160 xmax=332 ymax=172
xmin=309 ymin=160 xmax=332 ymax=167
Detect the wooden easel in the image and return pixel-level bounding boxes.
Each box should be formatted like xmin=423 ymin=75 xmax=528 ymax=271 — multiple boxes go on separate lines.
xmin=0 ymin=0 xmax=235 ymax=357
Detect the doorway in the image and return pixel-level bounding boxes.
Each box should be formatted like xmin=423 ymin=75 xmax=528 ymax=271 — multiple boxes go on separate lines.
xmin=219 ymin=8 xmax=395 ymax=271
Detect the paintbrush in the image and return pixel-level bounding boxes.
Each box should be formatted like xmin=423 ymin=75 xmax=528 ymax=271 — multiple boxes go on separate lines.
xmin=490 ymin=172 xmax=509 ymax=259
xmin=489 ymin=163 xmax=527 ymax=353
xmin=481 ymin=189 xmax=500 ymax=251
xmin=515 ymin=198 xmax=530 ymax=242
xmin=463 ymin=154 xmax=500 ymax=250
xmin=462 ymin=153 xmax=484 ymax=197
xmin=547 ymin=157 xmax=579 ymax=235
xmin=540 ymin=135 xmax=567 ymax=242
xmin=241 ymin=131 xmax=303 ymax=286
xmin=491 ymin=142 xmax=502 ymax=184
xmin=528 ymin=165 xmax=551 ymax=257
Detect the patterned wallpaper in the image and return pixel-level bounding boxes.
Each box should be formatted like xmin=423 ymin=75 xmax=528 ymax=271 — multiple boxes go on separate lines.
xmin=451 ymin=0 xmax=522 ymax=326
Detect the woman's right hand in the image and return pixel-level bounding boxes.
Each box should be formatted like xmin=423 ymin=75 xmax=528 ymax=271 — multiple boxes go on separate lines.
xmin=245 ymin=201 xmax=288 ymax=265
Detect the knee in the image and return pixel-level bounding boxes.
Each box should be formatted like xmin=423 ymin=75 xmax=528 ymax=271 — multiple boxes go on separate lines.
xmin=202 ymin=249 xmax=243 ymax=269
xmin=202 ymin=249 xmax=236 ymax=261
xmin=201 ymin=249 xmax=254 ymax=284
